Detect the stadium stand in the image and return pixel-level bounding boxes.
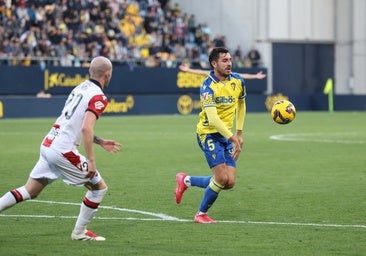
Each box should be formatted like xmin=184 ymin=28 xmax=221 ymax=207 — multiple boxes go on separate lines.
xmin=0 ymin=0 xmax=253 ymax=68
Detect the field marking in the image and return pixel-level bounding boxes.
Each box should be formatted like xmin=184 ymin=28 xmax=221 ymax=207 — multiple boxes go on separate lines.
xmin=0 ymin=199 xmax=366 ymax=229
xmin=270 ymin=132 xmax=366 ymax=144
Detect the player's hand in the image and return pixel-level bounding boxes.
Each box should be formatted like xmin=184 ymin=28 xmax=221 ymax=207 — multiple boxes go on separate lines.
xmin=230 ymin=135 xmax=242 ymax=161
xmin=179 ymin=64 xmax=189 ymax=72
xmin=101 ymin=140 xmax=122 ymax=153
xmin=237 ymin=134 xmax=244 ymax=149
xmin=85 ymin=160 xmax=97 ymax=179
xmin=255 ymin=71 xmax=266 ymax=79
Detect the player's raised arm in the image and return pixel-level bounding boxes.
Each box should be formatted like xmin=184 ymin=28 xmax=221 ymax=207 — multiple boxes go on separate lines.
xmin=179 ymin=65 xmax=210 ymax=76
xmin=241 ymin=71 xmax=267 ymax=80
xmin=180 ymin=65 xmax=266 ymax=80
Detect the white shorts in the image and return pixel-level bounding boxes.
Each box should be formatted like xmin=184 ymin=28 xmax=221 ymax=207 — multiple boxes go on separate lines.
xmin=30 ymin=146 xmax=103 ymax=186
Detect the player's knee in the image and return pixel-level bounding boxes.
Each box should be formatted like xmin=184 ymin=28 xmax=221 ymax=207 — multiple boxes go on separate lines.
xmin=86 ymin=180 xmax=108 ymax=191
xmin=224 ymin=180 xmax=236 ymax=189
xmin=101 ymin=186 xmax=108 ymax=194
xmin=214 ymin=176 xmax=228 ymax=188
xmin=215 ymin=176 xmax=235 ymax=188
xmin=215 ymin=174 xmax=235 ymax=189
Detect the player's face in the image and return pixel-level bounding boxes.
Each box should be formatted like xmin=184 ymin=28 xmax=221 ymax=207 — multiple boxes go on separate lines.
xmin=214 ymin=52 xmax=232 ymax=78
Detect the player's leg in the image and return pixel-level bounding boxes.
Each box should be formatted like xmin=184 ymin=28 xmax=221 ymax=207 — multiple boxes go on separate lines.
xmin=71 ymin=180 xmax=108 ymax=241
xmin=222 ymin=165 xmax=236 ymax=189
xmin=175 ymin=173 xmax=211 ymax=204
xmin=221 ymin=141 xmax=237 ymax=189
xmin=56 ymin=150 xmax=108 ymax=241
xmin=0 ymin=185 xmax=33 ymax=212
xmin=0 ymin=151 xmax=51 ymax=212
xmin=189 ymin=175 xmax=212 ymax=187
xmin=175 ymin=134 xmax=215 ymax=204
xmin=194 ymin=134 xmax=237 ymax=223
xmin=197 ymin=164 xmax=236 ymax=211
xmin=194 ymin=164 xmax=226 ymax=224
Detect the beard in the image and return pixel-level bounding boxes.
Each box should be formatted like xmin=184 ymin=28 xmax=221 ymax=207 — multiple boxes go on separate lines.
xmin=217 ymin=66 xmax=231 ymax=78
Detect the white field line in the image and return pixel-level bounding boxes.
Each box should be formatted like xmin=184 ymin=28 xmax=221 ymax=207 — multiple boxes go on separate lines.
xmin=0 ymin=199 xmax=365 ymax=229
xmin=270 ymin=132 xmax=366 ymax=144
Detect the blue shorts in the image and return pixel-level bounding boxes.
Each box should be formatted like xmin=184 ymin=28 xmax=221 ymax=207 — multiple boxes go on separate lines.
xmin=196 ymin=133 xmax=236 ymax=169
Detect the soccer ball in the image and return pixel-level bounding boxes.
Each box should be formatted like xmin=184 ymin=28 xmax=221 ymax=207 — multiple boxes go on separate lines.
xmin=271 ymin=100 xmax=296 ymax=124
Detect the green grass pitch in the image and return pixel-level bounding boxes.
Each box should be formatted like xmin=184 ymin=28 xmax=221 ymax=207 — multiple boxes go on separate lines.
xmin=0 ymin=112 xmax=365 ymax=255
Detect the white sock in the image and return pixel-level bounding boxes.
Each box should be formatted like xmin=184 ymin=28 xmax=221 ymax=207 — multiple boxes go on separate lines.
xmin=184 ymin=176 xmax=191 ymax=187
xmin=0 ymin=186 xmax=30 ymax=212
xmin=73 ymin=188 xmax=107 ymax=234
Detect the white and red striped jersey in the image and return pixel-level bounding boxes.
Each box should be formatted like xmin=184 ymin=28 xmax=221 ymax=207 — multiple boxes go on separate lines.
xmin=42 ymin=79 xmax=108 ymax=152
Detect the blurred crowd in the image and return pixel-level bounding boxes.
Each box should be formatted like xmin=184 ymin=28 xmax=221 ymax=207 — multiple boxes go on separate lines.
xmin=0 ymin=0 xmax=261 ymax=68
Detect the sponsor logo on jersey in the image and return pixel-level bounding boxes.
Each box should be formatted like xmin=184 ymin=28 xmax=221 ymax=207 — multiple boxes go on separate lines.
xmin=94 ymin=101 xmax=105 ymax=110
xmin=215 ymin=96 xmax=235 ymax=104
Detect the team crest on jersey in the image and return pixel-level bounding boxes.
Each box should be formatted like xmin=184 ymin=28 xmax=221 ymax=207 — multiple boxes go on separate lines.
xmin=231 ymin=82 xmax=236 ymax=90
xmin=94 ymin=101 xmax=105 ymax=110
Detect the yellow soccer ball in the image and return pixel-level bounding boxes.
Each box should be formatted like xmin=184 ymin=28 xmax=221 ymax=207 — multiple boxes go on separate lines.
xmin=271 ymin=100 xmax=296 ymax=124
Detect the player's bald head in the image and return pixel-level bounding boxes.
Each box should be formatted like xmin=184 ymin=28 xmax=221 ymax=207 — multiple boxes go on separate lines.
xmin=89 ymin=56 xmax=112 ymax=79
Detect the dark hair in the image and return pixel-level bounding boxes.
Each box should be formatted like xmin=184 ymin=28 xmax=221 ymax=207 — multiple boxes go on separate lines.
xmin=209 ymin=47 xmax=229 ymax=68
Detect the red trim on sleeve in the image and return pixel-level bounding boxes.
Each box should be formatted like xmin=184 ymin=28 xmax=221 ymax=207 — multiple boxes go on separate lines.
xmin=87 ymin=94 xmax=108 ymax=118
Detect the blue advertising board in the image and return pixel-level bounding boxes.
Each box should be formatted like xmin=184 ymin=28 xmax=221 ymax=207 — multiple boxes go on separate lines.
xmin=0 ymin=66 xmax=365 ymax=118
xmin=0 ymin=66 xmax=267 ymax=95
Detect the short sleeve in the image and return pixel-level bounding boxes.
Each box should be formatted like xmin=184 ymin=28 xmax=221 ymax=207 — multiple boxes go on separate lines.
xmin=87 ymin=94 xmax=108 ymax=118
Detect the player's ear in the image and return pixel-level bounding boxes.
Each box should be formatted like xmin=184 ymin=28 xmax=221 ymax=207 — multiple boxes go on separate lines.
xmin=211 ymin=60 xmax=217 ymax=69
xmin=105 ymin=70 xmax=111 ymax=80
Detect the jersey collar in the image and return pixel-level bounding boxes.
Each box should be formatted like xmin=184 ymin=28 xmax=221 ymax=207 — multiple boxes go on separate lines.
xmin=209 ymin=70 xmax=232 ymax=82
xmin=89 ymin=78 xmax=102 ymax=89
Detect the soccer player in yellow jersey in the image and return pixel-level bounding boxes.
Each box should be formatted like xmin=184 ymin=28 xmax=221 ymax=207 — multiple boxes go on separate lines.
xmin=175 ymin=47 xmax=246 ymax=223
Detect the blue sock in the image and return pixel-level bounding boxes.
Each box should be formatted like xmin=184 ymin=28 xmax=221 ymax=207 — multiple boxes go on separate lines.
xmin=190 ymin=176 xmax=212 ymax=188
xmin=198 ymin=179 xmax=223 ymax=213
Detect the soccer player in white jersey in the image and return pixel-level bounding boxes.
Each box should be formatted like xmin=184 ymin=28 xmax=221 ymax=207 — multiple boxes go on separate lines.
xmin=175 ymin=48 xmax=246 ymax=223
xmin=0 ymin=56 xmax=121 ymax=241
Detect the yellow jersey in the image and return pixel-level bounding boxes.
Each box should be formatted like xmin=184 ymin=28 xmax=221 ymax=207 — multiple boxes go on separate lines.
xmin=196 ymin=71 xmax=246 ymax=135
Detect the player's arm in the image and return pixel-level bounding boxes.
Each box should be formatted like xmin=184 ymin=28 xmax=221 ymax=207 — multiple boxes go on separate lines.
xmin=233 ymin=97 xmax=245 ymax=161
xmin=235 ymin=97 xmax=246 ymax=148
xmin=205 ymin=107 xmax=242 ymax=160
xmin=94 ymin=135 xmax=121 ymax=153
xmin=205 ymin=107 xmax=233 ymax=139
xmin=236 ymin=98 xmax=246 ymax=133
xmin=241 ymin=71 xmax=266 ymax=80
xmin=82 ymin=111 xmax=98 ymax=178
xmin=179 ymin=65 xmax=210 ymax=76
xmin=87 ymin=94 xmax=121 ymax=155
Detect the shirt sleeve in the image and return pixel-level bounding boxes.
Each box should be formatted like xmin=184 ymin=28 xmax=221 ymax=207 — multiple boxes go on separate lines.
xmin=87 ymin=94 xmax=108 ymax=118
xmin=236 ymin=97 xmax=246 ymax=131
xmin=205 ymin=106 xmax=234 ymax=139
